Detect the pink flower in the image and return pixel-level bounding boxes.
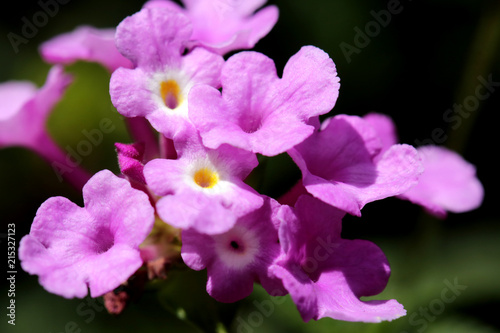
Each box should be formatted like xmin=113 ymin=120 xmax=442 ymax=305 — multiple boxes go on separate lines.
xmin=398 ymin=145 xmax=484 ymax=217
xmin=40 ymin=26 xmax=133 ymax=72
xmin=144 ymin=135 xmax=262 ymax=234
xmin=270 ymin=195 xmax=406 ymax=322
xmin=288 ymin=114 xmax=423 ymax=216
xmin=0 ymin=66 xmax=70 ymax=150
xmin=364 ymin=112 xmax=484 ymax=218
xmin=19 ymin=170 xmax=155 ymax=298
xmin=0 ymin=66 xmax=91 ymax=189
xmin=144 ymin=0 xmax=279 ymax=55
xmin=110 ymin=7 xmax=224 ymax=139
xmin=189 ymin=46 xmax=340 ymax=156
xmin=181 ymin=197 xmax=285 ymax=302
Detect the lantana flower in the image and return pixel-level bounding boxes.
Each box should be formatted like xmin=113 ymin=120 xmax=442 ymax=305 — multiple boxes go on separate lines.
xmin=144 ymin=0 xmax=279 ymax=55
xmin=181 ymin=196 xmax=285 ymax=303
xmin=0 ymin=65 xmax=91 ymax=189
xmin=10 ymin=0 xmax=486 ymax=325
xmin=110 ymin=7 xmax=225 ymax=139
xmin=288 ymin=114 xmax=423 ymax=216
xmin=0 ymin=66 xmax=70 ymax=150
xmin=40 ymin=26 xmax=133 ymax=72
xmin=364 ymin=112 xmax=484 ymax=218
xmin=19 ymin=169 xmax=155 ymax=298
xmin=270 ymin=195 xmax=406 ymax=322
xmin=189 ymin=45 xmax=340 ymax=156
xmin=144 ymin=135 xmax=263 ymax=234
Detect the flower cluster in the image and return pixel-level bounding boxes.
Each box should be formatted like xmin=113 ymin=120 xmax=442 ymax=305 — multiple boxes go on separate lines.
xmin=3 ymin=0 xmax=483 ymax=325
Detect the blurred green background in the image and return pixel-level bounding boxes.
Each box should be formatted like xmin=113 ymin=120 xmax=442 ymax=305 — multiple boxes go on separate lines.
xmin=1 ymin=0 xmax=499 ymax=332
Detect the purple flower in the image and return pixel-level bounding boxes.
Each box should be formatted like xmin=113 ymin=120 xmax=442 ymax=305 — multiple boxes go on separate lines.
xmin=144 ymin=0 xmax=279 ymax=55
xmin=189 ymin=46 xmax=340 ymax=156
xmin=0 ymin=66 xmax=71 ymax=150
xmin=181 ymin=196 xmax=285 ymax=302
xmin=364 ymin=112 xmax=484 ymax=218
xmin=398 ymin=145 xmax=484 ymax=217
xmin=40 ymin=26 xmax=133 ymax=72
xmin=288 ymin=114 xmax=423 ymax=216
xmin=270 ymin=195 xmax=406 ymax=322
xmin=19 ymin=170 xmax=155 ymax=298
xmin=0 ymin=66 xmax=92 ymax=189
xmin=110 ymin=7 xmax=224 ymax=139
xmin=143 ymin=135 xmax=263 ymax=234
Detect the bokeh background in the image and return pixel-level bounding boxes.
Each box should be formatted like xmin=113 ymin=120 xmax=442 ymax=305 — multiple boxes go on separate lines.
xmin=1 ymin=0 xmax=499 ymax=332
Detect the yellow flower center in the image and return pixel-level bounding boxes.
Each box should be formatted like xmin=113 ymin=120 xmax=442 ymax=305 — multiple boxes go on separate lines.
xmin=160 ymin=80 xmax=182 ymax=109
xmin=193 ymin=167 xmax=219 ymax=188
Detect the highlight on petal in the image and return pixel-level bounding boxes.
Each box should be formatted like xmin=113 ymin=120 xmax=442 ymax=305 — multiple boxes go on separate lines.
xmin=19 ymin=170 xmax=155 ymax=298
xmin=40 ymin=26 xmax=133 ymax=72
xmin=0 ymin=81 xmax=37 ymax=122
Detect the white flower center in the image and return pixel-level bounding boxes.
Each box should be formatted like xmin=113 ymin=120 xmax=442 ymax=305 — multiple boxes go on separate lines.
xmin=214 ymin=224 xmax=259 ymax=270
xmin=149 ymin=69 xmax=192 ymax=117
xmin=185 ymin=156 xmax=231 ymax=195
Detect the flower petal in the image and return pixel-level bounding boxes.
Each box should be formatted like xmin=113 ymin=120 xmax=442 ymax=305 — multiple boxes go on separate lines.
xmin=19 ymin=170 xmax=155 ymax=298
xmin=0 ymin=66 xmax=72 ymax=148
xmin=398 ymin=145 xmax=484 ymax=217
xmin=314 ymin=240 xmax=406 ymax=322
xmin=290 ymin=115 xmax=423 ymax=215
xmin=363 ymin=112 xmax=399 ymax=153
xmin=190 ymin=47 xmax=339 ymax=155
xmin=115 ymin=7 xmax=191 ymax=69
xmin=0 ymin=81 xmax=37 ymax=121
xmin=40 ymin=26 xmax=133 ymax=72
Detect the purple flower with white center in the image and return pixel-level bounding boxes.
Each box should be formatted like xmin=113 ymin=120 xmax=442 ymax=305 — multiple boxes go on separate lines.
xmin=270 ymin=195 xmax=406 ymax=323
xmin=181 ymin=196 xmax=286 ymax=303
xmin=0 ymin=65 xmax=91 ymax=189
xmin=288 ymin=114 xmax=423 ymax=216
xmin=364 ymin=112 xmax=484 ymax=218
xmin=189 ymin=46 xmax=340 ymax=156
xmin=144 ymin=135 xmax=263 ymax=234
xmin=19 ymin=169 xmax=155 ymax=299
xmin=110 ymin=7 xmax=225 ymax=139
xmin=144 ymin=0 xmax=279 ymax=55
xmin=40 ymin=26 xmax=133 ymax=72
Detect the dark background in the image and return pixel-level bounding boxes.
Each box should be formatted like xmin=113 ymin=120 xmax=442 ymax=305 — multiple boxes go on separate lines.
xmin=1 ymin=0 xmax=499 ymax=332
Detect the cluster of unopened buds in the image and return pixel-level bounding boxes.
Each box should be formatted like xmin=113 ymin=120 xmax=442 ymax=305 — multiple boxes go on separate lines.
xmin=2 ymin=0 xmax=484 ymax=325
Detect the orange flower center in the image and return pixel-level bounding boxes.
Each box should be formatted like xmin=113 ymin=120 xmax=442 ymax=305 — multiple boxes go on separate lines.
xmin=193 ymin=168 xmax=219 ymax=188
xmin=160 ymin=80 xmax=182 ymax=109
